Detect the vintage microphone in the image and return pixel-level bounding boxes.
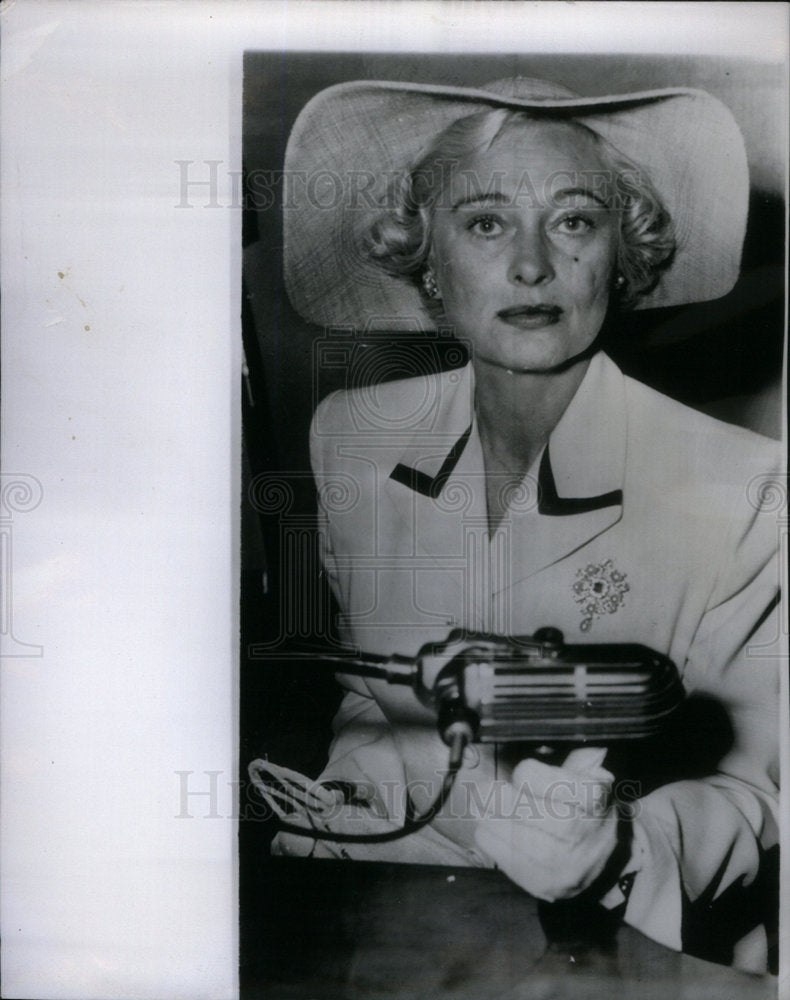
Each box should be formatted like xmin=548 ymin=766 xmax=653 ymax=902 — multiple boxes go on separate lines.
xmin=250 ymin=628 xmax=684 ymax=952
xmin=251 ymin=627 xmax=682 ymax=834
xmin=288 ymin=626 xmax=683 ymax=746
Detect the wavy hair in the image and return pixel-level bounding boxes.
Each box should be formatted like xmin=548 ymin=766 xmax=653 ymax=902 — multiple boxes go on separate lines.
xmin=368 ymin=108 xmax=675 ymax=313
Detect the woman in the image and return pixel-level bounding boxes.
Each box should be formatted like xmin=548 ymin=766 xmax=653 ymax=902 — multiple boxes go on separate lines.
xmin=273 ymin=78 xmax=782 ymax=972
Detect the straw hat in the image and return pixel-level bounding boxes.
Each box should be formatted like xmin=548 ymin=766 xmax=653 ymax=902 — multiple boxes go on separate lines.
xmin=282 ymin=78 xmax=748 ymax=330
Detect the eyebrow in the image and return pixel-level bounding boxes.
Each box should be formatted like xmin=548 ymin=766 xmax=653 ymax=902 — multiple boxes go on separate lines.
xmin=553 ymin=186 xmax=609 ymax=207
xmin=451 ymin=191 xmax=511 ymax=212
xmin=451 ymin=187 xmax=609 ymax=211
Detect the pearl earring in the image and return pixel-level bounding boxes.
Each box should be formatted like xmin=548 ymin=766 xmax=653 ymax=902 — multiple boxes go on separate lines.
xmin=615 ymin=274 xmax=626 ymax=289
xmin=422 ymin=268 xmax=441 ymax=299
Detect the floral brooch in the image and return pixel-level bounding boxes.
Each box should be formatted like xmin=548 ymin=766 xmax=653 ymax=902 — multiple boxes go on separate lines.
xmin=572 ymin=560 xmax=629 ymax=633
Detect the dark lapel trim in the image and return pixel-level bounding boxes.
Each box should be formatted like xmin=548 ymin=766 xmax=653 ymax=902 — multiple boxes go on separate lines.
xmin=390 ymin=427 xmax=623 ymax=515
xmin=390 ymin=424 xmax=472 ymax=499
xmin=537 ymin=445 xmax=622 ymax=516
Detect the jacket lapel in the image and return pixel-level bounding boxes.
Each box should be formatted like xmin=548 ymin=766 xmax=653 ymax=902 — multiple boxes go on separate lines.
xmin=380 ymin=367 xmax=487 ymax=626
xmin=381 ymin=364 xmax=486 ymax=558
xmin=381 ymin=353 xmax=626 ymax=601
xmin=495 ymin=351 xmax=626 ymax=591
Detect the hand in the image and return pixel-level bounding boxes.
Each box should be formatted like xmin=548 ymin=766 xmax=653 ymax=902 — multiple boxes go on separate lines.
xmin=474 ymin=748 xmax=619 ymax=902
xmin=415 ymin=630 xmax=512 ymax=697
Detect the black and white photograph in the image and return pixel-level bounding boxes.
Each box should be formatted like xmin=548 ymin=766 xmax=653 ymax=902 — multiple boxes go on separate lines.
xmin=240 ymin=44 xmax=786 ymax=1000
xmin=1 ymin=4 xmax=787 ymax=999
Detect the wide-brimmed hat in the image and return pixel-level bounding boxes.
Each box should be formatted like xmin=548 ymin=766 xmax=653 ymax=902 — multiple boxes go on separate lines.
xmin=283 ymin=78 xmax=748 ymax=330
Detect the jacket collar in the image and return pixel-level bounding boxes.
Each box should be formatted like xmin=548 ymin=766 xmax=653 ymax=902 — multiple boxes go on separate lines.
xmin=383 ymin=352 xmax=627 ymax=582
xmin=535 ymin=349 xmax=626 ymax=513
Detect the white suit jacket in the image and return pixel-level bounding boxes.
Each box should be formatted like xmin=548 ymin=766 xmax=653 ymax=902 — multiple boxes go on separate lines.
xmin=306 ymin=350 xmax=782 ymax=970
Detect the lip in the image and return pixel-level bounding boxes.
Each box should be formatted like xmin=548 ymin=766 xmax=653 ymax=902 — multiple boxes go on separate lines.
xmin=497 ymin=304 xmax=563 ymax=329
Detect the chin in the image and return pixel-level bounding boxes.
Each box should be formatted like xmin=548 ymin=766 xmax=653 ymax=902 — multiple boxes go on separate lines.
xmin=502 ymin=347 xmax=587 ymax=374
xmin=519 ymin=335 xmax=601 ymax=373
xmin=471 ymin=328 xmax=599 ymax=375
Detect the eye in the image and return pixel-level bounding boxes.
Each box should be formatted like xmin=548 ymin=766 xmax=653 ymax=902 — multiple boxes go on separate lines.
xmin=554 ymin=213 xmax=594 ymax=235
xmin=467 ymin=214 xmax=504 ymax=238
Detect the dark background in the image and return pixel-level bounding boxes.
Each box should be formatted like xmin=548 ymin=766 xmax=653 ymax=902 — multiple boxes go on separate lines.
xmin=239 ymin=51 xmax=785 ymax=992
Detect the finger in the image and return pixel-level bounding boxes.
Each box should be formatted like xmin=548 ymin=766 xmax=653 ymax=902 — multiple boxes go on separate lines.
xmin=563 ymin=747 xmax=613 ymax=781
xmin=510 ymin=758 xmax=610 ymax=816
xmin=511 ymin=757 xmax=568 ymax=796
xmin=476 ymin=812 xmax=620 ymax=900
xmin=474 ymin=821 xmax=577 ymax=900
xmin=476 ymin=810 xmax=566 ymax=858
xmin=474 ymin=818 xmax=547 ymax=870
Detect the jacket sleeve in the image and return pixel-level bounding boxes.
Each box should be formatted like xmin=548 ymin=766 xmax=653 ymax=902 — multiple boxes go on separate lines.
xmin=308 ymin=395 xmax=406 ymax=811
xmin=616 ymin=465 xmax=782 ymax=972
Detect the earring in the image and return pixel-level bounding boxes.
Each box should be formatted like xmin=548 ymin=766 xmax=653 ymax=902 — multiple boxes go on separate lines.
xmin=614 ymin=274 xmax=626 ymax=290
xmin=422 ymin=268 xmax=441 ymax=299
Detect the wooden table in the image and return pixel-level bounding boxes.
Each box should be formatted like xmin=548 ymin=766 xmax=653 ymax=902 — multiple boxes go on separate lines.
xmin=241 ymin=856 xmax=775 ymax=999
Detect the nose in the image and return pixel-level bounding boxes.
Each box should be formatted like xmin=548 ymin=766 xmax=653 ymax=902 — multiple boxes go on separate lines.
xmin=508 ymin=226 xmax=555 ymax=286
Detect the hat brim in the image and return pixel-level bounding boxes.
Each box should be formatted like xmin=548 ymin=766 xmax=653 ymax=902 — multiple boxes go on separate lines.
xmin=283 ymin=79 xmax=748 ymax=329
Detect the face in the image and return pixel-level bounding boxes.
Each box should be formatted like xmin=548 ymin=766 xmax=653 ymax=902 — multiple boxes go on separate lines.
xmin=428 ymin=119 xmax=619 ymax=373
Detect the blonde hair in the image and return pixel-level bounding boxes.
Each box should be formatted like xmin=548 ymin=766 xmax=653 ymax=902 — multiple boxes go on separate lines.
xmin=368 ymin=108 xmax=675 ymax=311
